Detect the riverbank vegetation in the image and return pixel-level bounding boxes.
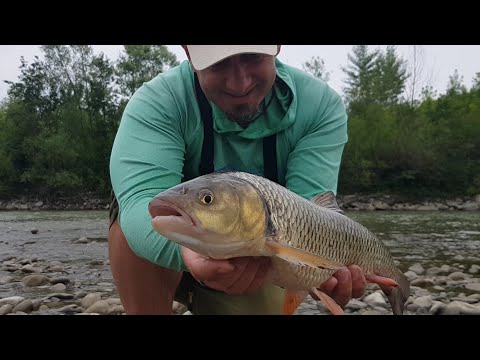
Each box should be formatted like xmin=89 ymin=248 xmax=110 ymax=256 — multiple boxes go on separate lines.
xmin=1 ymin=45 xmax=479 ymax=201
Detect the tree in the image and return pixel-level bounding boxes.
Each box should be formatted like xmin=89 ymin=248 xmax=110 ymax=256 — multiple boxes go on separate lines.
xmin=446 ymin=69 xmax=467 ymax=96
xmin=341 ymin=45 xmax=380 ymax=105
xmin=471 ymin=72 xmax=480 ymax=91
xmin=302 ymin=56 xmax=330 ymax=82
xmin=371 ymin=46 xmax=408 ymax=106
xmin=404 ymin=46 xmax=436 ymax=107
xmin=115 ymin=45 xmax=179 ymax=100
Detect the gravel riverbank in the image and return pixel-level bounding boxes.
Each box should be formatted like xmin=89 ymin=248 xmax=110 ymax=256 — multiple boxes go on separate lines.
xmin=1 ymin=249 xmax=479 ymax=315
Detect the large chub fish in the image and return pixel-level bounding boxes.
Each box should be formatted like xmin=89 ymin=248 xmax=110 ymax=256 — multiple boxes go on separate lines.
xmin=149 ymin=172 xmax=410 ymax=315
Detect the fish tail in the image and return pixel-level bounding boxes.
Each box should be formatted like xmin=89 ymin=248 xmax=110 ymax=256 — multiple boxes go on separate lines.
xmin=378 ymin=270 xmax=410 ymax=315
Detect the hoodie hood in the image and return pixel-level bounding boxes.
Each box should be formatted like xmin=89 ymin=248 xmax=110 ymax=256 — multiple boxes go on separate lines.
xmin=211 ymin=58 xmax=297 ymax=140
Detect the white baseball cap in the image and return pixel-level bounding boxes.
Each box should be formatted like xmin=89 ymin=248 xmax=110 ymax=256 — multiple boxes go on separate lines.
xmin=185 ymin=45 xmax=278 ymax=70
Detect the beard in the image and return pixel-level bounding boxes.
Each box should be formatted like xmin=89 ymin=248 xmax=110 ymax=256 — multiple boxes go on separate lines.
xmin=224 ymin=104 xmax=260 ymax=128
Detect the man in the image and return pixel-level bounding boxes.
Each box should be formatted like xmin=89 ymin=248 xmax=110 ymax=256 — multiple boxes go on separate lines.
xmin=108 ymin=45 xmax=366 ymax=315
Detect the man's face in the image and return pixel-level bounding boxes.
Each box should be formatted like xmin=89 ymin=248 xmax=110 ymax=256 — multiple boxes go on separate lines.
xmin=195 ymin=52 xmax=278 ymax=128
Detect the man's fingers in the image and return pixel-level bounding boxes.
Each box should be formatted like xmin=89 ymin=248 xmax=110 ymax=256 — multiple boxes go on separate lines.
xmin=349 ymin=265 xmax=367 ymax=298
xmin=318 ymin=276 xmax=338 ymax=299
xmin=244 ymin=257 xmax=271 ymax=294
xmin=225 ymin=257 xmax=261 ymax=295
xmin=331 ymin=267 xmax=352 ymax=308
xmin=192 ymin=256 xmax=235 ymax=281
xmin=218 ymin=257 xmax=251 ymax=289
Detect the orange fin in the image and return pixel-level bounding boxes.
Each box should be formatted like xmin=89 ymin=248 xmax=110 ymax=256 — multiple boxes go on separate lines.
xmin=365 ymin=274 xmax=400 ymax=287
xmin=266 ymin=240 xmax=343 ymax=270
xmin=283 ymin=289 xmax=309 ymax=315
xmin=311 ymin=288 xmax=344 ymax=315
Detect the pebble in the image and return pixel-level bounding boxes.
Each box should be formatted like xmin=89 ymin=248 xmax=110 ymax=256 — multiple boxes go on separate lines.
xmin=1 ymin=246 xmax=479 ymax=316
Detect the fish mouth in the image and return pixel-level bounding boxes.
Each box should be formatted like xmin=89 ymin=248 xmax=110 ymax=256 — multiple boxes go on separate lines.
xmin=148 ymin=198 xmax=195 ymax=227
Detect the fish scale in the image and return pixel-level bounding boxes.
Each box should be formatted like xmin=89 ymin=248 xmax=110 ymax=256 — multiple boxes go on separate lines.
xmin=231 ymin=171 xmax=405 ymax=291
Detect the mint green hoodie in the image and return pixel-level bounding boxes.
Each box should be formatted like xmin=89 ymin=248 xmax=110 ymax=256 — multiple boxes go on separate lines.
xmin=110 ymin=58 xmax=348 ymax=272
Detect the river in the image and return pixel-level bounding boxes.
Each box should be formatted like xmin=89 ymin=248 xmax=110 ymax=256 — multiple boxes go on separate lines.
xmin=1 ymin=210 xmax=479 ymax=314
xmin=3 ymin=210 xmax=478 ymax=269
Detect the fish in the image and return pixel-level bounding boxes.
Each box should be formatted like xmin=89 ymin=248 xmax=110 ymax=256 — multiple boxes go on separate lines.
xmin=148 ymin=171 xmax=410 ymax=315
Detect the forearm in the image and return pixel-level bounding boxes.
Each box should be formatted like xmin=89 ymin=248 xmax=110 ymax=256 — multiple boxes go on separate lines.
xmin=109 ymin=85 xmax=189 ymax=272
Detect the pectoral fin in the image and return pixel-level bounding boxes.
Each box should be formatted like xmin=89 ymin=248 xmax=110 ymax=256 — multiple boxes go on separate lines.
xmin=266 ymin=240 xmax=344 ymax=270
xmin=365 ymin=274 xmax=400 ymax=287
xmin=311 ymin=288 xmax=344 ymax=315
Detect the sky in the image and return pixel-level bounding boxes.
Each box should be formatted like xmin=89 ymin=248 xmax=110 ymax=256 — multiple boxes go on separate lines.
xmin=1 ymin=45 xmax=479 ymax=101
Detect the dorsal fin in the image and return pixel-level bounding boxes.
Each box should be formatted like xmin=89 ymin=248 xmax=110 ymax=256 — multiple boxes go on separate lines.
xmin=310 ymin=191 xmax=345 ymax=214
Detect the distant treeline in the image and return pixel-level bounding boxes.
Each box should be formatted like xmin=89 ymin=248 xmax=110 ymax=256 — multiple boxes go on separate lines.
xmin=0 ymin=45 xmax=479 ymax=199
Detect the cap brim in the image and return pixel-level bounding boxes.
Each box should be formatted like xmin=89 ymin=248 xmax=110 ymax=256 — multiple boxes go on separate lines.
xmin=186 ymin=45 xmax=278 ymax=70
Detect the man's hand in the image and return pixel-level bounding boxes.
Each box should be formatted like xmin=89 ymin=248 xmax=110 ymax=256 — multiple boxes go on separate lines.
xmin=181 ymin=247 xmax=271 ymax=295
xmin=312 ymin=265 xmax=367 ymax=308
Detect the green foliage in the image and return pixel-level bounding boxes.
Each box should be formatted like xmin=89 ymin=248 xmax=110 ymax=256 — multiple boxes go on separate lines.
xmin=115 ymin=45 xmax=180 ymax=100
xmin=1 ymin=45 xmax=179 ymax=198
xmin=0 ymin=45 xmax=479 ymax=200
xmin=302 ymin=56 xmax=330 ymax=82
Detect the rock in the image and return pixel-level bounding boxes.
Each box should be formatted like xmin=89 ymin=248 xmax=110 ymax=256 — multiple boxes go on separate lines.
xmin=45 ymin=293 xmax=75 ymax=300
xmin=0 ymin=304 xmax=13 ymax=315
xmin=0 ymin=275 xmax=14 ymax=284
xmin=408 ymin=263 xmax=425 ymax=275
xmin=425 ymin=266 xmax=442 ymax=276
xmin=459 ymin=201 xmax=479 ymax=211
xmin=404 ymin=270 xmax=419 ymax=281
xmin=74 ymin=236 xmax=89 ymax=244
xmin=57 ymin=304 xmax=83 ymax=314
xmin=50 ymin=276 xmax=70 ymax=285
xmin=448 ymin=272 xmax=467 ymax=281
xmin=13 ymin=299 xmax=34 ymax=313
xmin=49 ymin=283 xmax=66 ymax=292
xmin=429 ymin=301 xmax=446 ymax=315
xmin=108 ymin=305 xmax=125 ymax=315
xmin=469 ymin=265 xmax=480 ymax=274
xmin=84 ymin=300 xmax=110 ymax=314
xmin=21 ymin=264 xmax=42 ymax=273
xmin=465 ymin=283 xmax=480 ymax=292
xmin=417 ymin=205 xmax=438 ymax=211
xmin=441 ymin=301 xmax=480 ymax=315
xmin=81 ymin=293 xmax=102 ymax=309
xmin=411 ymin=278 xmax=434 ymax=287
xmin=363 ymin=292 xmax=387 ymax=307
xmin=30 ymin=228 xmax=39 ymax=234
xmin=21 ymin=274 xmax=50 ymax=286
xmin=406 ymin=303 xmax=419 ymax=312
xmin=345 ymin=299 xmax=367 ymax=311
xmin=0 ymin=296 xmax=25 ymax=307
xmin=105 ymin=298 xmax=122 ymax=306
xmin=74 ymin=290 xmax=88 ymax=300
xmin=413 ymin=295 xmax=433 ymax=310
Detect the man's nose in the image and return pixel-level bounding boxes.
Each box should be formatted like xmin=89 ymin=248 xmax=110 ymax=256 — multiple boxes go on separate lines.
xmin=225 ymin=63 xmax=253 ymax=96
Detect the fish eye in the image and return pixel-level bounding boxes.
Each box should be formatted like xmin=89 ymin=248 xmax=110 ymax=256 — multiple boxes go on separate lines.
xmin=199 ymin=190 xmax=214 ymax=205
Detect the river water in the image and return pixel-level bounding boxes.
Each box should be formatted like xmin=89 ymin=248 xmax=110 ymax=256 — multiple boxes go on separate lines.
xmin=1 ymin=210 xmax=479 ymax=314
xmin=1 ymin=210 xmax=479 ymax=272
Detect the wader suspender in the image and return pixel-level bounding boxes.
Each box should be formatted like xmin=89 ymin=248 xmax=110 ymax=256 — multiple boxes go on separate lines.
xmin=194 ymin=74 xmax=278 ymax=182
